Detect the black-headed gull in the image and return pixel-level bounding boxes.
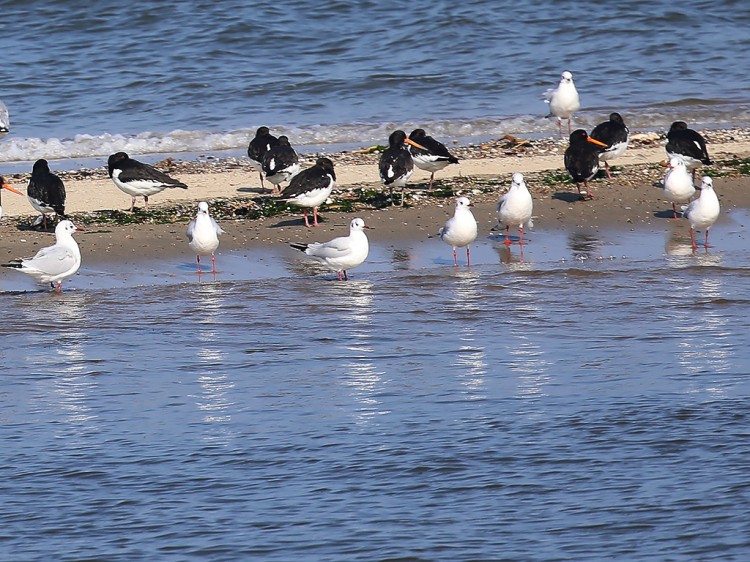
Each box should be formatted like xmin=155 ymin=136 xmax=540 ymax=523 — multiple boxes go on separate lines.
xmin=498 ymin=172 xmax=533 ymax=246
xmin=107 ymin=152 xmax=188 ymax=211
xmin=0 ymin=176 xmax=23 ymax=220
xmin=378 ymin=130 xmax=428 ymax=206
xmin=666 ymin=121 xmax=712 ymax=181
xmin=262 ymin=135 xmax=300 ymax=192
xmin=278 ymin=157 xmax=335 ymax=227
xmin=544 ymin=71 xmax=580 ymax=137
xmin=247 ymin=126 xmax=279 ymax=189
xmin=683 ymin=176 xmax=720 ymax=249
xmin=2 ymin=219 xmax=82 ymax=292
xmin=186 ymin=201 xmax=225 ymax=274
xmin=439 ymin=196 xmax=478 ymax=267
xmin=663 ymin=156 xmax=696 ymax=218
xmin=0 ymin=99 xmax=8 ymax=138
xmin=290 ymin=218 xmax=370 ymax=281
xmin=27 ymin=159 xmax=66 ymax=230
xmin=564 ymin=129 xmax=608 ymax=200
xmin=408 ymin=128 xmax=459 ymax=189
xmin=590 ymin=112 xmax=629 ymax=179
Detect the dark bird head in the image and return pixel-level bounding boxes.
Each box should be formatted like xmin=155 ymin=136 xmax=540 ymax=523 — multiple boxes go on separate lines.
xmin=315 ymin=157 xmax=335 ymax=172
xmin=32 ymin=158 xmax=51 ymax=175
xmin=570 ymin=129 xmax=608 ymax=149
xmin=107 ymin=151 xmax=130 ymax=176
xmin=277 ymin=135 xmax=292 ymax=146
xmin=255 ymin=126 xmax=271 ymax=137
xmin=609 ymin=113 xmax=625 ymax=126
xmin=408 ymin=128 xmax=428 ymax=143
xmin=669 ymin=121 xmax=689 ymax=133
xmin=388 ymin=129 xmax=427 ymax=151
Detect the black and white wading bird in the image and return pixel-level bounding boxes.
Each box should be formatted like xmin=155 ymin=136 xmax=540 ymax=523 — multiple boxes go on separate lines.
xmin=186 ymin=201 xmax=225 ymax=274
xmin=378 ymin=130 xmax=428 ymax=206
xmin=2 ymin=220 xmax=82 ymax=293
xmin=564 ymin=129 xmax=608 ymax=200
xmin=278 ymin=157 xmax=335 ymax=227
xmin=544 ymin=71 xmax=580 ymax=138
xmin=107 ymin=152 xmax=188 ymax=211
xmin=408 ymin=128 xmax=459 ymax=189
xmin=247 ymin=126 xmax=279 ymax=189
xmin=27 ymin=159 xmax=66 ymax=229
xmin=590 ymin=112 xmax=629 ymax=179
xmin=262 ymin=135 xmax=300 ymax=192
xmin=290 ymin=218 xmax=370 ymax=281
xmin=0 ymin=99 xmax=9 ymax=139
xmin=665 ymin=121 xmax=712 ymax=182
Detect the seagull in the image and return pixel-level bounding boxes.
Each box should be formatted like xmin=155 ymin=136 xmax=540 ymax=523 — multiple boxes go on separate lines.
xmin=262 ymin=135 xmax=300 ymax=192
xmin=564 ymin=129 xmax=608 ymax=199
xmin=186 ymin=201 xmax=225 ymax=274
xmin=0 ymin=176 xmax=23 ymax=220
xmin=247 ymin=126 xmax=279 ymax=189
xmin=663 ymin=156 xmax=696 ymax=219
xmin=682 ymin=176 xmax=720 ymax=249
xmin=408 ymin=128 xmax=459 ymax=189
xmin=278 ymin=157 xmax=335 ymax=227
xmin=290 ymin=218 xmax=370 ymax=280
xmin=666 ymin=121 xmax=712 ymax=181
xmin=498 ymin=172 xmax=534 ymax=246
xmin=544 ymin=71 xmax=580 ymax=138
xmin=378 ymin=130 xmax=428 ymax=206
xmin=439 ymin=196 xmax=478 ymax=267
xmin=590 ymin=112 xmax=629 ymax=179
xmin=107 ymin=152 xmax=188 ymax=211
xmin=2 ymin=219 xmax=82 ymax=292
xmin=27 ymin=159 xmax=66 ymax=230
xmin=0 ymin=99 xmax=9 ymax=138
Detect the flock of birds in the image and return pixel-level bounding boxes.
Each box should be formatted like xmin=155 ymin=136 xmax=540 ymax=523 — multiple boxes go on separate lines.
xmin=0 ymin=70 xmax=723 ymax=290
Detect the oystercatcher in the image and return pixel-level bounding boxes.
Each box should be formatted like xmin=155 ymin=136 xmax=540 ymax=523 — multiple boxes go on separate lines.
xmin=107 ymin=152 xmax=188 ymax=211
xmin=378 ymin=130 xmax=427 ymax=206
xmin=27 ymin=159 xmax=66 ymax=229
xmin=590 ymin=112 xmax=629 ymax=179
xmin=666 ymin=121 xmax=712 ymax=181
xmin=564 ymin=130 xmax=608 ymax=199
xmin=408 ymin=128 xmax=459 ymax=189
xmin=278 ymin=157 xmax=335 ymax=227
xmin=262 ymin=135 xmax=300 ymax=192
xmin=247 ymin=126 xmax=279 ymax=189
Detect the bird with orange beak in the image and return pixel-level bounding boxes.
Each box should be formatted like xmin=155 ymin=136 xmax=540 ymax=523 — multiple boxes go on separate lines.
xmin=378 ymin=130 xmax=428 ymax=206
xmin=563 ymin=130 xmax=609 ymax=200
xmin=0 ymin=176 xmax=23 ymax=220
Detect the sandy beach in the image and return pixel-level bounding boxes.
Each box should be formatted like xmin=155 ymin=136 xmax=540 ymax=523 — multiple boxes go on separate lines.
xmin=2 ymin=130 xmax=750 ymax=265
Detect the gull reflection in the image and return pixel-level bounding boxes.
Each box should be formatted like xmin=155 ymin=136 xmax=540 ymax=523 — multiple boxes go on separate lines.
xmin=568 ymin=231 xmax=602 ymax=262
xmin=494 ymin=243 xmax=532 ymax=272
xmin=665 ymin=228 xmax=722 ymax=268
xmin=192 ymin=283 xmax=236 ymax=440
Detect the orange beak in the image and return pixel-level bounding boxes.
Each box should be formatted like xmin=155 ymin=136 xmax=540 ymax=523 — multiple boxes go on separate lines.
xmin=1 ymin=182 xmax=22 ymax=195
xmin=586 ymin=137 xmax=609 ymax=148
xmin=404 ymin=138 xmax=428 ymax=151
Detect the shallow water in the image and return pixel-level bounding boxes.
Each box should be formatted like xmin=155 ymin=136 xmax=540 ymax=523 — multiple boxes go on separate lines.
xmin=2 ymin=214 xmax=750 ymax=560
xmin=1 ymin=0 xmax=750 ymax=163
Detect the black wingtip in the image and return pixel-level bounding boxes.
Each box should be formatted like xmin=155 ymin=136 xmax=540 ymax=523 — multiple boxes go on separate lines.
xmin=1 ymin=262 xmax=22 ymax=269
xmin=289 ymin=243 xmax=308 ymax=252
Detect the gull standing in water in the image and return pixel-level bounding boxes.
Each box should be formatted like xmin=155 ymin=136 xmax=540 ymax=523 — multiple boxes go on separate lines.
xmin=27 ymin=159 xmax=66 ymax=229
xmin=683 ymin=176 xmax=720 ymax=249
xmin=407 ymin=128 xmax=459 ymax=189
xmin=186 ymin=201 xmax=225 ymax=274
xmin=278 ymin=157 xmax=335 ymax=227
xmin=2 ymin=220 xmax=82 ymax=292
xmin=247 ymin=126 xmax=279 ymax=189
xmin=0 ymin=176 xmax=23 ymax=220
xmin=590 ymin=112 xmax=629 ymax=179
xmin=663 ymin=156 xmax=696 ymax=219
xmin=439 ymin=196 xmax=478 ymax=267
xmin=498 ymin=172 xmax=533 ymax=245
xmin=290 ymin=218 xmax=370 ymax=281
xmin=544 ymin=71 xmax=580 ymax=138
xmin=107 ymin=152 xmax=188 ymax=211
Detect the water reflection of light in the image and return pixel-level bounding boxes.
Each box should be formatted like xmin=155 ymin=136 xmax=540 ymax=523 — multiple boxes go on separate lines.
xmin=665 ymin=228 xmax=723 ymax=268
xmin=193 ymin=283 xmax=236 ymax=436
xmin=494 ymin=243 xmax=532 ymax=272
xmin=449 ymin=270 xmax=488 ymax=399
xmin=568 ymin=231 xmax=602 ymax=261
xmin=333 ymin=281 xmax=389 ymax=425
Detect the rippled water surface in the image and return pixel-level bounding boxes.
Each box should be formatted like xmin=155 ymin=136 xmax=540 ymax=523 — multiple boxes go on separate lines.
xmin=2 ymin=219 xmax=750 ymax=560
xmin=1 ymin=0 xmax=749 ymax=162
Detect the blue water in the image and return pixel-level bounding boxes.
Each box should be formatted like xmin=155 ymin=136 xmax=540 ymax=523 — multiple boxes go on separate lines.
xmin=1 ymin=0 xmax=749 ymax=163
xmin=2 ymin=218 xmax=750 ymax=560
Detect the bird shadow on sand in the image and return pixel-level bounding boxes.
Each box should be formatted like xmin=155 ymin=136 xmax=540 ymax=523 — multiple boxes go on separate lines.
xmin=269 ymin=217 xmax=326 ymax=228
xmin=653 ymin=210 xmax=681 ymax=219
xmin=552 ymin=191 xmax=586 ymax=203
xmin=237 ymin=186 xmax=273 ymax=194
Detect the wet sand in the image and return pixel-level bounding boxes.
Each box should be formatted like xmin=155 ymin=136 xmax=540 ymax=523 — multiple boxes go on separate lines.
xmin=1 ymin=133 xmax=750 ymax=266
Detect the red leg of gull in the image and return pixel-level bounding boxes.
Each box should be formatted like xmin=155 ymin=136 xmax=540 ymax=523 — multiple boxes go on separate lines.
xmin=337 ymin=270 xmax=343 ymax=281
xmin=466 ymin=246 xmax=471 ymax=268
xmin=211 ymin=253 xmax=217 ymax=274
xmin=196 ymin=255 xmax=203 ymax=274
xmin=504 ymin=225 xmax=511 ymax=246
xmin=689 ymin=227 xmax=697 ymax=250
xmin=452 ymin=248 xmax=458 ymax=267
xmin=56 ymin=281 xmax=63 ymax=294
xmin=705 ymin=229 xmax=710 ymax=249
xmin=672 ymin=203 xmax=679 ymax=219
xmin=519 ymin=226 xmax=525 ymax=245
xmin=303 ymin=208 xmax=311 ymax=228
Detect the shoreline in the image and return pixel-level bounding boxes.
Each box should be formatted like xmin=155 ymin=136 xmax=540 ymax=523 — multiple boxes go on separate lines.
xmin=1 ymin=129 xmax=750 ymax=266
